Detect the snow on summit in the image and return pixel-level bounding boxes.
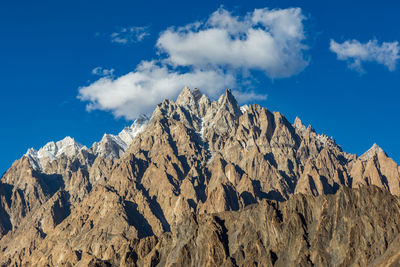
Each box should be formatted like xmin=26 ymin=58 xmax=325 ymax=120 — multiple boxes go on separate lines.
xmin=25 ymin=115 xmax=149 ymax=169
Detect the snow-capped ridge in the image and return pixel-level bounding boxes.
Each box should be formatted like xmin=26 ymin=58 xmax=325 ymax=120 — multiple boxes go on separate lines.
xmin=25 ymin=136 xmax=87 ymax=170
xmin=91 ymin=114 xmax=149 ymax=159
xmin=25 ymin=114 xmax=149 ymax=170
xmin=118 ymin=114 xmax=149 ymax=145
xmin=92 ymin=134 xmax=126 ymax=159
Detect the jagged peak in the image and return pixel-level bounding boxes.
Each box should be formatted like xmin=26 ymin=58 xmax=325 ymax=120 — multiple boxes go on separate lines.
xmin=157 ymin=88 xmax=243 ymax=121
xmin=55 ymin=136 xmax=82 ymax=148
xmin=100 ymin=133 xmax=118 ymax=141
xmin=292 ymin=116 xmax=318 ymax=135
xmin=93 ymin=114 xmax=149 ymax=158
xmin=118 ymin=115 xmax=149 ymax=145
xmin=218 ymin=89 xmax=233 ymax=102
xmin=92 ymin=134 xmax=127 ymax=157
xmin=217 ymin=89 xmax=241 ymax=116
xmin=25 ymin=136 xmax=87 ymax=170
xmin=176 ymin=86 xmax=203 ymax=107
xmin=25 ymin=113 xmax=150 ymax=170
xmin=292 ymin=116 xmax=338 ymax=149
xmin=176 ymin=85 xmax=190 ymax=100
xmin=360 ymin=143 xmax=385 ymax=161
xmin=293 ymin=116 xmax=307 ymax=133
xmin=26 ymin=136 xmax=84 ymax=157
xmin=198 ymin=93 xmax=211 ymax=108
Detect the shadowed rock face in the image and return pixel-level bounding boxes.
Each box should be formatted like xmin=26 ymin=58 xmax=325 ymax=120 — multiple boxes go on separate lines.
xmin=0 ymin=87 xmax=399 ymax=266
xmin=123 ymin=186 xmax=400 ymax=267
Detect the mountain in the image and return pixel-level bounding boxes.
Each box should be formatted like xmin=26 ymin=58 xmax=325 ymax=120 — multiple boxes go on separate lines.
xmin=0 ymin=87 xmax=399 ymax=266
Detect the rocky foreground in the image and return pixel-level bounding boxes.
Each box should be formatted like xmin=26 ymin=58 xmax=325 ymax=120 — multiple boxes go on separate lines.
xmin=0 ymin=87 xmax=399 ymax=266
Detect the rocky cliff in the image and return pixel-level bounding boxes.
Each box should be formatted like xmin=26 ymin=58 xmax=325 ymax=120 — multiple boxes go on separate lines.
xmin=0 ymin=87 xmax=399 ymax=266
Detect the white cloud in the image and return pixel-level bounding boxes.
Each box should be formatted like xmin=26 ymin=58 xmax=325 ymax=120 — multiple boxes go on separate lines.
xmin=232 ymin=90 xmax=268 ymax=103
xmin=92 ymin=67 xmax=115 ymax=76
xmin=157 ymin=7 xmax=309 ymax=78
xmin=330 ymin=39 xmax=400 ymax=72
xmin=111 ymin=26 xmax=149 ymax=45
xmin=78 ymin=61 xmax=236 ymax=119
xmin=80 ymin=7 xmax=308 ymax=119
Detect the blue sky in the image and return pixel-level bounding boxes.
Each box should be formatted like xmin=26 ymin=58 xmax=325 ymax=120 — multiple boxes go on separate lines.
xmin=1 ymin=0 xmax=400 ymax=174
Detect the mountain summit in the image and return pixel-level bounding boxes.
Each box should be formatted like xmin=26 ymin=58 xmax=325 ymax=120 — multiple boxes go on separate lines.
xmin=0 ymin=87 xmax=400 ymax=266
xmin=360 ymin=143 xmax=385 ymax=161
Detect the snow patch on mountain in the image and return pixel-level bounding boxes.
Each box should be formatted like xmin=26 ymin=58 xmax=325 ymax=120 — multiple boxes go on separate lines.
xmin=91 ymin=115 xmax=149 ymax=159
xmin=25 ymin=115 xmax=149 ymax=169
xmin=240 ymin=105 xmax=249 ymax=113
xmin=25 ymin=136 xmax=87 ymax=170
xmin=118 ymin=115 xmax=149 ymax=145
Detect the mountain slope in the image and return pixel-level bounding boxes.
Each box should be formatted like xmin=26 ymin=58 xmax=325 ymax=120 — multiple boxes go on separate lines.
xmin=0 ymin=87 xmax=399 ymax=266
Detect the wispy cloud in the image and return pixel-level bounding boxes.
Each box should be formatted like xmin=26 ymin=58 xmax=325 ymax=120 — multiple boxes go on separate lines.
xmin=232 ymin=90 xmax=268 ymax=103
xmin=91 ymin=67 xmax=114 ymax=76
xmin=110 ymin=26 xmax=149 ymax=45
xmin=330 ymin=39 xmax=400 ymax=73
xmin=79 ymin=7 xmax=308 ymax=119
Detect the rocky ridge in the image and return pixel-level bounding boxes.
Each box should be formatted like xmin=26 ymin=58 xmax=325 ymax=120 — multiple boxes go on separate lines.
xmin=0 ymin=86 xmax=399 ymax=266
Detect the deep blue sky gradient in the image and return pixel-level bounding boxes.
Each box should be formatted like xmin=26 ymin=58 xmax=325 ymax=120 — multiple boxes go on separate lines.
xmin=1 ymin=0 xmax=399 ymax=174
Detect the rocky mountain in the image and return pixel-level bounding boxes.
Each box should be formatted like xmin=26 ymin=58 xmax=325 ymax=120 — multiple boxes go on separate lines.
xmin=0 ymin=86 xmax=399 ymax=266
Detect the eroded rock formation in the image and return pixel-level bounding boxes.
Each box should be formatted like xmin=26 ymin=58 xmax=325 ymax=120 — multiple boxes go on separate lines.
xmin=0 ymin=87 xmax=399 ymax=266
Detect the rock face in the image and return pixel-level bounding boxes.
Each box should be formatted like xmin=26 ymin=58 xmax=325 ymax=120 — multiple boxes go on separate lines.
xmin=120 ymin=186 xmax=400 ymax=267
xmin=0 ymin=87 xmax=399 ymax=266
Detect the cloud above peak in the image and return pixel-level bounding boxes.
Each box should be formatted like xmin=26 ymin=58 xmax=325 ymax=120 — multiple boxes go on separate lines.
xmin=79 ymin=61 xmax=237 ymax=119
xmin=157 ymin=7 xmax=309 ymax=78
xmin=79 ymin=7 xmax=309 ymax=119
xmin=330 ymin=39 xmax=400 ymax=73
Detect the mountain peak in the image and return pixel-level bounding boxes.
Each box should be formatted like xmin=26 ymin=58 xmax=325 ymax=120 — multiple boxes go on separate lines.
xmin=3 ymin=86 xmax=400 ymax=266
xmin=93 ymin=114 xmax=149 ymax=159
xmin=56 ymin=136 xmax=81 ymax=147
xmin=176 ymin=86 xmax=201 ymax=107
xmin=217 ymin=89 xmax=241 ymax=117
xmin=118 ymin=115 xmax=149 ymax=145
xmin=25 ymin=136 xmax=86 ymax=170
xmin=360 ymin=143 xmax=385 ymax=161
xmin=293 ymin=116 xmax=307 ymax=133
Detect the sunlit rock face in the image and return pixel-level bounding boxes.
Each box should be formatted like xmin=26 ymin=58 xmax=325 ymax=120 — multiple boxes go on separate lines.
xmin=0 ymin=87 xmax=399 ymax=266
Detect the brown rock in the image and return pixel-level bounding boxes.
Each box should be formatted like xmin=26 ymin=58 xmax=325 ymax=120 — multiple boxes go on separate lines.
xmin=0 ymin=87 xmax=399 ymax=266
